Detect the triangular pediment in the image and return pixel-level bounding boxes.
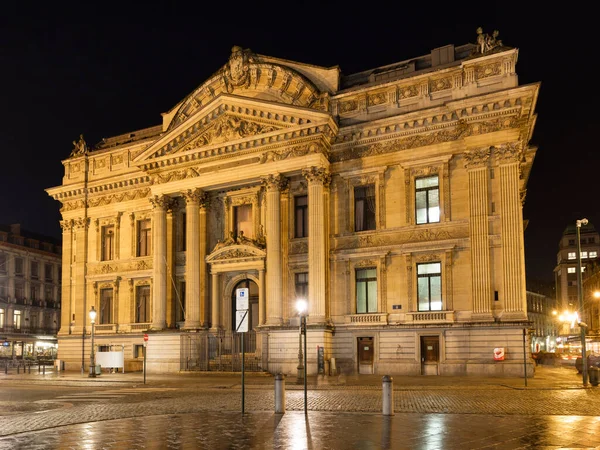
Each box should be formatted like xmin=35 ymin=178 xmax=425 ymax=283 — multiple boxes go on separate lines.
xmin=206 ymin=244 xmax=266 ymax=263
xmin=133 ymin=94 xmax=333 ymax=164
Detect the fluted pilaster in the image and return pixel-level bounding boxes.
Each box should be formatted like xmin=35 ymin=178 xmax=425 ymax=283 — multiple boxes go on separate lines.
xmin=150 ymin=195 xmax=170 ymax=330
xmin=262 ymin=174 xmax=287 ymax=325
xmin=211 ymin=272 xmax=220 ymax=330
xmin=182 ymin=189 xmax=202 ymax=329
xmin=497 ymin=143 xmax=526 ymax=314
xmin=302 ymin=167 xmax=330 ymax=322
xmin=464 ymin=148 xmax=492 ymax=315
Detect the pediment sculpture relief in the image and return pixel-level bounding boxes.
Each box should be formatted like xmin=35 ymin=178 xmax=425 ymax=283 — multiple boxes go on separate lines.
xmin=212 ymin=227 xmax=266 ymax=253
xmin=222 ymin=46 xmax=256 ymax=93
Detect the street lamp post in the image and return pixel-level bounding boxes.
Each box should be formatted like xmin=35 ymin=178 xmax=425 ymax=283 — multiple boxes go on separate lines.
xmin=89 ymin=306 xmax=97 ymax=378
xmin=576 ymin=218 xmax=589 ymax=387
xmin=296 ymin=300 xmax=305 ymax=385
xmin=296 ymin=299 xmax=308 ymax=413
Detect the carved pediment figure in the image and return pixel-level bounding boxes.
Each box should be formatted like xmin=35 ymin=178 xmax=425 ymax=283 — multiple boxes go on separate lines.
xmin=223 ymin=46 xmax=256 ymax=92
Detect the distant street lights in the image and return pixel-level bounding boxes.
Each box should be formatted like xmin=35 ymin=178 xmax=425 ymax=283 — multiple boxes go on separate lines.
xmin=576 ymin=218 xmax=589 ymax=387
xmin=89 ymin=306 xmax=97 ymax=378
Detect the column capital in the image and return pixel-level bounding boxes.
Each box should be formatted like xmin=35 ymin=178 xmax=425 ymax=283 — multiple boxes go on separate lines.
xmin=73 ymin=217 xmax=90 ymax=230
xmin=463 ymin=147 xmax=490 ymax=169
xmin=493 ymin=142 xmax=522 ymax=163
xmin=302 ymin=166 xmax=331 ymax=186
xmin=261 ymin=174 xmax=288 ymax=192
xmin=60 ymin=219 xmax=73 ymax=232
xmin=182 ymin=188 xmax=209 ymax=208
xmin=149 ymin=194 xmax=173 ymax=211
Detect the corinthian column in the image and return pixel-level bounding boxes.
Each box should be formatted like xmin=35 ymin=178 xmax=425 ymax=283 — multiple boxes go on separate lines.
xmin=496 ymin=143 xmax=527 ymax=316
xmin=150 ymin=194 xmax=170 ymax=330
xmin=199 ymin=194 xmax=209 ymax=327
xmin=302 ymin=167 xmax=330 ymax=323
xmin=464 ymin=148 xmax=492 ymax=316
xmin=262 ymin=174 xmax=287 ymax=326
xmin=182 ymin=189 xmax=202 ymax=329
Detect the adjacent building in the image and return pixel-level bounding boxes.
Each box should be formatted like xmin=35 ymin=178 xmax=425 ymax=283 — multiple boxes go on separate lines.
xmin=0 ymin=224 xmax=61 ymax=361
xmin=526 ymin=288 xmax=557 ymax=353
xmin=47 ymin=30 xmax=539 ymax=376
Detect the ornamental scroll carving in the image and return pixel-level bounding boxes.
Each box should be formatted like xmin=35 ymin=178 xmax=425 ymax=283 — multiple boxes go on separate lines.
xmin=87 ymin=188 xmax=151 ymax=207
xmin=463 ymin=147 xmax=491 ymax=169
xmin=152 ymin=168 xmax=199 ymax=185
xmin=408 ymin=228 xmax=452 ymax=241
xmin=302 ymin=167 xmax=331 ymax=187
xmin=222 ymin=46 xmax=256 ymax=93
xmin=258 ymin=143 xmax=327 ymax=164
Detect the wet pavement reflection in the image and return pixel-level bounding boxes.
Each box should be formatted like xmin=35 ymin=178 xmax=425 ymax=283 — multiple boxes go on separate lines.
xmin=1 ymin=411 xmax=600 ymax=450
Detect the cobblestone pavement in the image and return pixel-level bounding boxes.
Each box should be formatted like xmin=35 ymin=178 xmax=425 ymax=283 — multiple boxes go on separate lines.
xmin=0 ymin=365 xmax=599 ymax=448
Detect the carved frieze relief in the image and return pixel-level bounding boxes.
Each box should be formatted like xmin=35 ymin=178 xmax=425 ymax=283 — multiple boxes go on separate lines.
xmin=408 ymin=228 xmax=452 ymax=241
xmin=430 ymin=77 xmax=452 ymax=92
xmin=258 ymin=143 xmax=328 ymax=164
xmin=88 ymin=258 xmax=154 ymax=275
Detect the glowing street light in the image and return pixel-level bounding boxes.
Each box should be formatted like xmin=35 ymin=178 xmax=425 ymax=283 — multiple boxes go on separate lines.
xmin=89 ymin=306 xmax=97 ymax=378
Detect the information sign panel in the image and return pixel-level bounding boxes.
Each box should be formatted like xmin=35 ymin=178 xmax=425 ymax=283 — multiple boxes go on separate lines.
xmin=236 ymin=288 xmax=249 ymax=311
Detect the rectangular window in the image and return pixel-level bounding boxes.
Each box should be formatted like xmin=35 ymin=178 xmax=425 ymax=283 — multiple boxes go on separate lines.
xmin=234 ymin=204 xmax=253 ymax=239
xmin=0 ymin=308 xmax=4 ymax=329
xmin=134 ymin=344 xmax=144 ymax=358
xmin=568 ymin=252 xmax=576 ymax=260
xmin=45 ymin=285 xmax=53 ymax=302
xmin=137 ymin=219 xmax=152 ymax=257
xmin=101 ymin=225 xmax=115 ymax=261
xmin=568 ymin=239 xmax=575 ymax=246
xmin=567 ymin=267 xmax=576 ymax=273
xmin=356 ymin=268 xmax=377 ymax=313
xmin=294 ymin=195 xmax=308 ymax=238
xmin=99 ymin=288 xmax=113 ymax=324
xmin=13 ymin=310 xmax=21 ymax=330
xmin=31 ymin=284 xmax=38 ymax=301
xmin=295 ymin=272 xmax=308 ymax=300
xmin=15 ymin=282 xmax=24 ymax=300
xmin=415 ymin=176 xmax=440 ymax=225
xmin=31 ymin=261 xmax=39 ymax=279
xmin=0 ymin=253 xmax=5 ymax=273
xmin=590 ymin=251 xmax=598 ymax=258
xmin=44 ymin=263 xmax=53 ymax=281
xmin=15 ymin=257 xmax=23 ymax=276
xmin=581 ymin=251 xmax=588 ymax=259
xmin=354 ymin=185 xmax=376 ymax=232
xmin=417 ymin=262 xmax=442 ymax=311
xmin=135 ymin=285 xmax=150 ymax=323
xmin=0 ymin=281 xmax=5 ymax=300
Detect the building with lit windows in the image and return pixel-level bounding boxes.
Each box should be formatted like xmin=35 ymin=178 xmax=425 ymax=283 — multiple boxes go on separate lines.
xmin=0 ymin=224 xmax=61 ymax=362
xmin=526 ymin=289 xmax=557 ymax=353
xmin=46 ymin=30 xmax=539 ymax=377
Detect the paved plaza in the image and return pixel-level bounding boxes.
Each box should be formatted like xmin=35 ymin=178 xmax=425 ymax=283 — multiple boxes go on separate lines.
xmin=0 ymin=365 xmax=600 ymax=449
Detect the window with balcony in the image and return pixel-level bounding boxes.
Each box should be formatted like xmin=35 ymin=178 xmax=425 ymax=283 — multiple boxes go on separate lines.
xmin=415 ymin=176 xmax=440 ymax=225
xmin=354 ymin=185 xmax=376 ymax=232
xmin=294 ymin=195 xmax=308 ymax=238
xmin=45 ymin=285 xmax=53 ymax=302
xmin=234 ymin=204 xmax=253 ymax=239
xmin=14 ymin=282 xmax=24 ymax=301
xmin=417 ymin=262 xmax=442 ymax=311
xmin=356 ymin=268 xmax=377 ymax=313
xmin=295 ymin=272 xmax=308 ymax=300
xmin=0 ymin=253 xmax=5 ymax=273
xmin=31 ymin=284 xmax=39 ymax=301
xmin=137 ymin=219 xmax=152 ymax=257
xmin=101 ymin=225 xmax=115 ymax=261
xmin=135 ymin=285 xmax=150 ymax=323
xmin=99 ymin=288 xmax=113 ymax=324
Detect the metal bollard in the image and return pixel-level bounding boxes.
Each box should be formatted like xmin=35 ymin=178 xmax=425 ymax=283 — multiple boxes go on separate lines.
xmin=4 ymin=362 xmax=7 ymax=374
xmin=382 ymin=375 xmax=394 ymax=416
xmin=38 ymin=364 xmax=41 ymax=374
xmin=28 ymin=363 xmax=31 ymax=374
xmin=17 ymin=364 xmax=20 ymax=375
xmin=43 ymin=365 xmax=45 ymax=375
xmin=274 ymin=373 xmax=286 ymax=414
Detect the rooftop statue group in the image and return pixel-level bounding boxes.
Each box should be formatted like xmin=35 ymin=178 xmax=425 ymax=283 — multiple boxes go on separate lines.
xmin=70 ymin=134 xmax=88 ymax=157
xmin=476 ymin=27 xmax=503 ymax=54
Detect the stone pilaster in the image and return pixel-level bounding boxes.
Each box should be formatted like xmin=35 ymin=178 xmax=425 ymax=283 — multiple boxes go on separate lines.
xmin=302 ymin=167 xmax=330 ymax=323
xmin=262 ymin=174 xmax=287 ymax=325
xmin=182 ymin=189 xmax=202 ymax=329
xmin=150 ymin=194 xmax=170 ymax=330
xmin=259 ymin=268 xmax=265 ymax=325
xmin=73 ymin=217 xmax=90 ymax=334
xmin=497 ymin=143 xmax=527 ymax=316
xmin=464 ymin=148 xmax=492 ymax=315
xmin=199 ymin=194 xmax=209 ymax=327
xmin=59 ymin=219 xmax=73 ymax=336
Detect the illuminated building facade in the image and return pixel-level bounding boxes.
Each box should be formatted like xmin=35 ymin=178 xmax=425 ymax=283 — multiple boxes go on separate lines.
xmin=47 ymin=31 xmax=539 ymax=376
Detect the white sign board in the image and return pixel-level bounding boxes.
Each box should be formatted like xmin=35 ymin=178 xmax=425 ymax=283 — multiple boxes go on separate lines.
xmin=96 ymin=351 xmax=125 ymax=369
xmin=236 ymin=310 xmax=249 ymax=332
xmin=236 ymin=288 xmax=249 ymax=311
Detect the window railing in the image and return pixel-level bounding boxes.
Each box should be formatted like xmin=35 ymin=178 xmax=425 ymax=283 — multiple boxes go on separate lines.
xmin=95 ymin=324 xmax=116 ymax=332
xmin=406 ymin=311 xmax=454 ymax=323
xmin=347 ymin=313 xmax=388 ymax=324
xmin=131 ymin=323 xmax=151 ymax=331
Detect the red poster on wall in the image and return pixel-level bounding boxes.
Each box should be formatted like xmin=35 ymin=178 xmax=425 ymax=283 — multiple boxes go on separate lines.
xmin=494 ymin=348 xmax=505 ymax=361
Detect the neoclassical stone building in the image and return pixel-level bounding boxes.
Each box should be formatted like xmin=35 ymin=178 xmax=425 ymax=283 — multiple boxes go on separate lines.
xmin=47 ymin=31 xmax=539 ymax=376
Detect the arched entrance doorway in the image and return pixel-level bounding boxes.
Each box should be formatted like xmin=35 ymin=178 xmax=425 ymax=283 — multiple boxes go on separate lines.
xmin=231 ymin=279 xmax=259 ymax=332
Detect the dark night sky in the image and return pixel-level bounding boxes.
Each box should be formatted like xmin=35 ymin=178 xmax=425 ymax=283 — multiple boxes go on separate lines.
xmin=0 ymin=4 xmax=595 ymax=286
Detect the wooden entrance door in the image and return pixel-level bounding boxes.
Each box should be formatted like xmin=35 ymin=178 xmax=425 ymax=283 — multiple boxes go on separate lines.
xmin=358 ymin=337 xmax=374 ymax=374
xmin=420 ymin=336 xmax=439 ymax=375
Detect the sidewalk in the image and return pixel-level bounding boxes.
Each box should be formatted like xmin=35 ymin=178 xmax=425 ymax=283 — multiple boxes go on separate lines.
xmin=0 ymin=363 xmax=587 ymax=390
